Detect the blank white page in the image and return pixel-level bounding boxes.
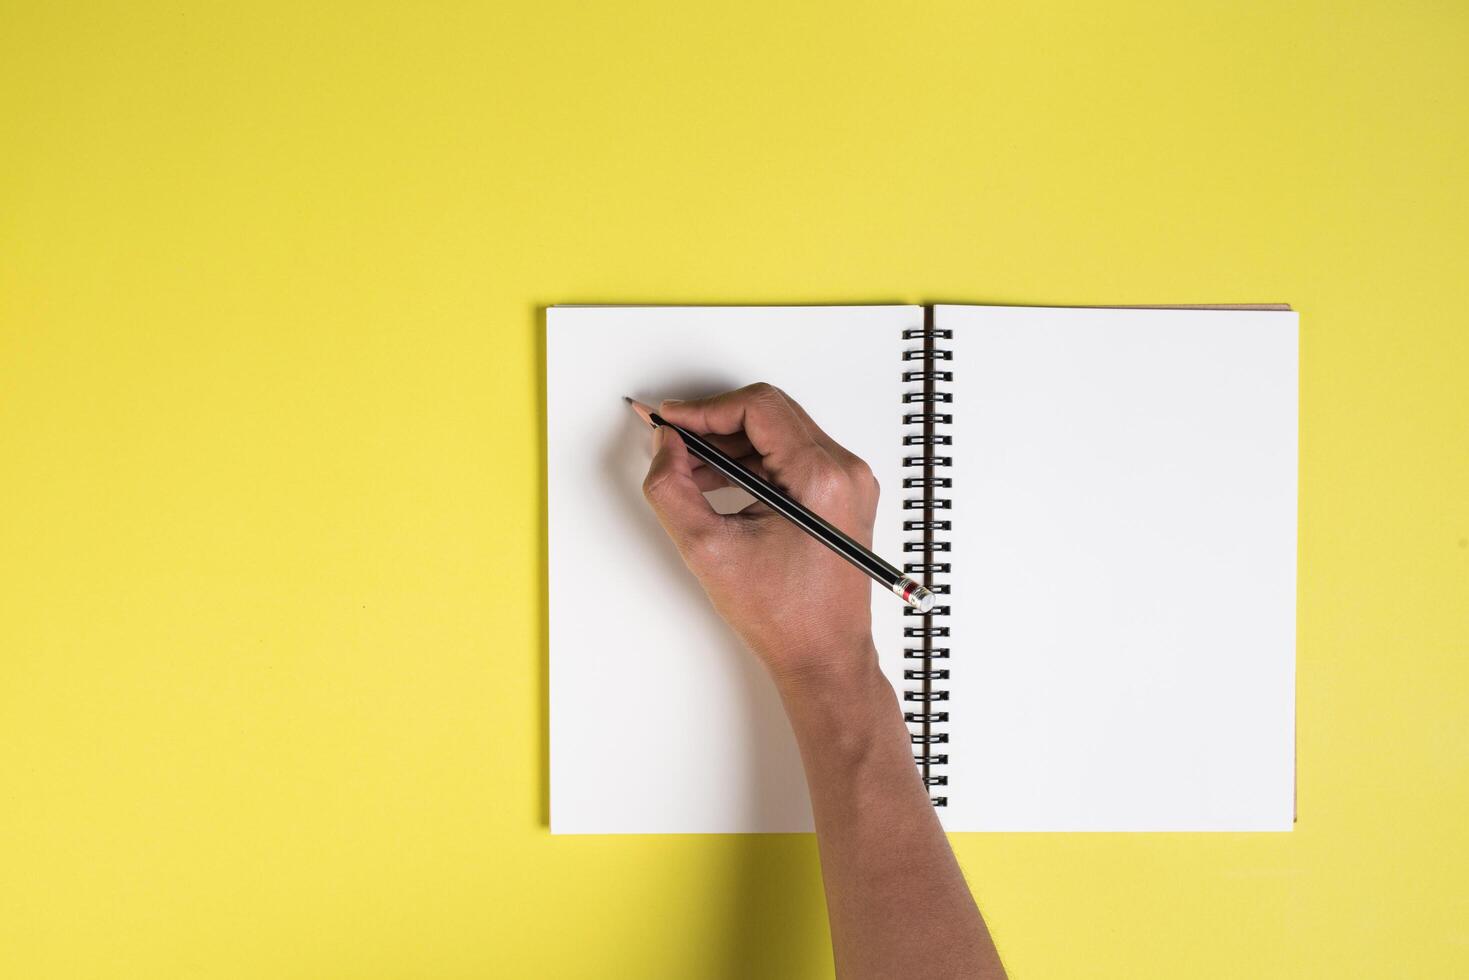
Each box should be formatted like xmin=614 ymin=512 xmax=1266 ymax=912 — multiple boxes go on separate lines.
xmin=934 ymin=305 xmax=1297 ymax=831
xmin=548 ymin=306 xmax=918 ymax=833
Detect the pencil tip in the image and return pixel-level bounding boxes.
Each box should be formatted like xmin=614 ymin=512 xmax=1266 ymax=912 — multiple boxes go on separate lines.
xmin=624 ymin=397 xmax=656 ymax=427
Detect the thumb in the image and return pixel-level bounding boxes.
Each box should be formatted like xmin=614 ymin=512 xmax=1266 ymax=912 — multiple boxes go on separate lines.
xmin=641 ymin=426 xmax=721 ymax=548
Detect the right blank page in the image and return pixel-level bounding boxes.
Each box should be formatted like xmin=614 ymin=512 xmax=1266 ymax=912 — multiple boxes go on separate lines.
xmin=935 ymin=305 xmax=1297 ymax=831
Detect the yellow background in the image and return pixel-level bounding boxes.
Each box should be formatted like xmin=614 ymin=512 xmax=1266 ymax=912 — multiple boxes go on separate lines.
xmin=2 ymin=1 xmax=1466 ymax=976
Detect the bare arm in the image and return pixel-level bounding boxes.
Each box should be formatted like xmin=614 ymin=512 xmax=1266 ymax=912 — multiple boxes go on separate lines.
xmin=640 ymin=383 xmax=1005 ymax=980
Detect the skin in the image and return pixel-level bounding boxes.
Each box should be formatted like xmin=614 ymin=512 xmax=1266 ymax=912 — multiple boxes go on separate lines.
xmin=640 ymin=382 xmax=1006 ymax=980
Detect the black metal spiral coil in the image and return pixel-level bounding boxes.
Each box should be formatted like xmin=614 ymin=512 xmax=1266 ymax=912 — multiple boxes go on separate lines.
xmin=901 ymin=319 xmax=952 ymax=807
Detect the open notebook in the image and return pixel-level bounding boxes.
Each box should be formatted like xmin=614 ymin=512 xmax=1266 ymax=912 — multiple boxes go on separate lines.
xmin=547 ymin=304 xmax=1297 ymax=833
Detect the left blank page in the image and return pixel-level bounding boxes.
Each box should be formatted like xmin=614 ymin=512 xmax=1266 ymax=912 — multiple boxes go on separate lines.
xmin=547 ymin=306 xmax=918 ymax=833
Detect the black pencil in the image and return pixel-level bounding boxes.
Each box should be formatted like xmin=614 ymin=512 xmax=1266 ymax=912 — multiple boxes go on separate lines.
xmin=626 ymin=398 xmax=936 ymax=612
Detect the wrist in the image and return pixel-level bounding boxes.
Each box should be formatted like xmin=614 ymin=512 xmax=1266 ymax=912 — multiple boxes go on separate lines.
xmin=768 ymin=638 xmax=900 ymax=757
xmin=764 ymin=634 xmax=883 ymax=701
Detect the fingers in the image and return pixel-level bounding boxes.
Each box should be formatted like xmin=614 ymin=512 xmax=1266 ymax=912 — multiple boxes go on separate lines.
xmin=688 ymin=453 xmax=768 ymax=491
xmin=657 ymin=384 xmax=869 ymax=495
xmin=641 ymin=426 xmax=723 ymax=549
xmin=696 ymin=430 xmax=755 ymax=459
xmin=685 ymin=431 xmax=764 ymax=490
xmin=768 ymin=388 xmax=868 ymax=471
xmin=657 ymin=383 xmax=830 ymax=460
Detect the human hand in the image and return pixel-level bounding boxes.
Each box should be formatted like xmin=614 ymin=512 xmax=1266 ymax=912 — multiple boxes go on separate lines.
xmin=639 ymin=383 xmax=880 ymax=685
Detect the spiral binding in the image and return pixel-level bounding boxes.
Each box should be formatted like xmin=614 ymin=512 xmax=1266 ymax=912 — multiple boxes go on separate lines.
xmin=901 ymin=315 xmax=952 ymax=807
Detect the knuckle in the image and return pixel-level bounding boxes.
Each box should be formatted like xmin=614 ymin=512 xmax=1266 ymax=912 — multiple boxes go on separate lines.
xmin=797 ymin=454 xmax=880 ymax=506
xmin=848 ymin=457 xmax=879 ymax=496
xmin=745 ymin=382 xmax=787 ymax=406
xmin=683 ymin=525 xmax=726 ymax=565
xmin=803 ymin=461 xmax=848 ymax=504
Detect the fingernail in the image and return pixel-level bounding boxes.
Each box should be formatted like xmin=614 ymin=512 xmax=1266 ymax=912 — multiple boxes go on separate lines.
xmin=661 ymin=398 xmax=683 ymax=408
xmin=653 ymin=426 xmax=666 ymax=450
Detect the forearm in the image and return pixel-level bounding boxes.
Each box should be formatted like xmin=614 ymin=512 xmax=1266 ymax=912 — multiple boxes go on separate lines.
xmin=775 ymin=644 xmax=1005 ymax=980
